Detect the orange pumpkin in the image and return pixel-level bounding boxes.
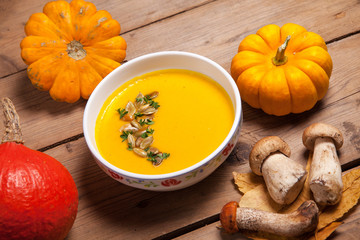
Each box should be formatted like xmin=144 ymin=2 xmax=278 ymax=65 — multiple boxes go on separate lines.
xmin=231 ymin=23 xmax=332 ymax=116
xmin=20 ymin=0 xmax=127 ymax=103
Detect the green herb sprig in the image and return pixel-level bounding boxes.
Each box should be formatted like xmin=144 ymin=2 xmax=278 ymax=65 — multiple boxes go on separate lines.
xmin=120 ymin=131 xmax=130 ymax=142
xmin=143 ymin=95 xmax=160 ymax=109
xmin=141 ymin=128 xmax=154 ymax=138
xmin=139 ymin=119 xmax=155 ymax=126
xmin=117 ymin=108 xmax=128 ymax=119
xmin=127 ymin=142 xmax=133 ymax=151
xmin=147 ymin=151 xmax=170 ymax=163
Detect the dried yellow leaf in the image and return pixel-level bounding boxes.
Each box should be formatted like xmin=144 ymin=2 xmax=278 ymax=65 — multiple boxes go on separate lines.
xmin=342 ymin=168 xmax=360 ymax=191
xmin=233 ymin=171 xmax=264 ymax=194
xmin=239 ymin=184 xmax=283 ymax=212
xmin=307 ymin=222 xmax=343 ymax=240
xmin=317 ymin=168 xmax=360 ymax=230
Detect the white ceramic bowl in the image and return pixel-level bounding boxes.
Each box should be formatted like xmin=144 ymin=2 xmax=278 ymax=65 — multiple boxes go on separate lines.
xmin=83 ymin=51 xmax=242 ymax=191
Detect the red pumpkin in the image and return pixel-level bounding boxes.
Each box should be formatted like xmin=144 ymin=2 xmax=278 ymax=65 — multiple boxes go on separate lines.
xmin=0 ymin=98 xmax=78 ymax=240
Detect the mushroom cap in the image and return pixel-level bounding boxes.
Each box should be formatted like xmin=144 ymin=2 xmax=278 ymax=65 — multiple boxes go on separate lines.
xmin=249 ymin=136 xmax=291 ymax=176
xmin=220 ymin=201 xmax=239 ymax=234
xmin=302 ymin=123 xmax=343 ymax=151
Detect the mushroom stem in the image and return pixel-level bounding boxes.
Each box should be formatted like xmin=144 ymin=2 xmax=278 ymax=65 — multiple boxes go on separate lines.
xmin=220 ymin=200 xmax=319 ymax=237
xmin=262 ymin=152 xmax=307 ymax=204
xmin=310 ymin=137 xmax=343 ymax=205
xmin=249 ymin=136 xmax=307 ymax=205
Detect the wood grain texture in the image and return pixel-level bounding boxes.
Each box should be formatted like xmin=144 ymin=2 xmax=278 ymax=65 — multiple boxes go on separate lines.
xmin=0 ymin=0 xmax=212 ymax=76
xmin=1 ymin=0 xmax=360 ymax=239
xmin=45 ymin=137 xmax=246 ymax=240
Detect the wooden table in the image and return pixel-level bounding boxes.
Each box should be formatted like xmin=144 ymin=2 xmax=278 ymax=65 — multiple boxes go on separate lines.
xmin=1 ymin=0 xmax=360 ymax=239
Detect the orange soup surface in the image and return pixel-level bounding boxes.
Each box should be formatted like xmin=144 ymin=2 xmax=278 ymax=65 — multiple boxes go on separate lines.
xmin=95 ymin=69 xmax=234 ymax=174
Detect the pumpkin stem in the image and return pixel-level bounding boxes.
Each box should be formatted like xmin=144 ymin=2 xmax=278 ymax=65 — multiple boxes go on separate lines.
xmin=272 ymin=35 xmax=291 ymax=66
xmin=67 ymin=40 xmax=87 ymax=60
xmin=1 ymin=98 xmax=24 ymax=144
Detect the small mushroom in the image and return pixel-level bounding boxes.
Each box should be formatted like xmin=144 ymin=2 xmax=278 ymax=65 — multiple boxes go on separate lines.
xmin=249 ymin=136 xmax=307 ymax=205
xmin=302 ymin=122 xmax=344 ymax=205
xmin=220 ymin=200 xmax=319 ymax=237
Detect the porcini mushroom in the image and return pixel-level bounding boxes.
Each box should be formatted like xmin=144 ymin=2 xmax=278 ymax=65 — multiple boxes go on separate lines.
xmin=249 ymin=136 xmax=307 ymax=205
xmin=303 ymin=123 xmax=344 ymax=205
xmin=220 ymin=200 xmax=319 ymax=237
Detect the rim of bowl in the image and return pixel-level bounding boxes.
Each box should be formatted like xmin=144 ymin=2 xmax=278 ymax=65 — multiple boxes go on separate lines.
xmin=83 ymin=51 xmax=242 ymax=180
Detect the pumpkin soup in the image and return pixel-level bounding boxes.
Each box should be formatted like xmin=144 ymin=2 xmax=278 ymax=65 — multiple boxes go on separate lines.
xmin=95 ymin=69 xmax=234 ymax=174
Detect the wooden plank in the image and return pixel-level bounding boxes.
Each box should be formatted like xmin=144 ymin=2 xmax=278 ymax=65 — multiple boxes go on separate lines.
xmin=331 ymin=203 xmax=360 ymax=239
xmin=1 ymin=0 xmax=360 ymax=76
xmin=1 ymin=31 xmax=359 ymax=159
xmin=48 ymin=86 xmax=360 ymax=239
xmin=173 ymin=223 xmax=246 ymax=240
xmin=124 ymin=0 xmax=360 ymax=66
xmin=0 ymin=0 xmax=212 ymax=77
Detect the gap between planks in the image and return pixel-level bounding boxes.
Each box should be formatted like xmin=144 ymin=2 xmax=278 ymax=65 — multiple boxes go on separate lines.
xmin=1 ymin=3 xmax=360 ymax=82
xmin=0 ymin=0 xmax=216 ymax=81
xmin=120 ymin=0 xmax=217 ymax=35
xmin=152 ymin=214 xmax=220 ymax=240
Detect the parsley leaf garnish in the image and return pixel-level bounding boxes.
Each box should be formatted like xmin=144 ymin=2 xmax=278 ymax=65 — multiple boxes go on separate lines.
xmin=120 ymin=131 xmax=130 ymax=142
xmin=150 ymin=101 xmax=160 ymax=109
xmin=146 ymin=151 xmax=170 ymax=163
xmin=141 ymin=128 xmax=154 ymax=138
xmin=127 ymin=142 xmax=133 ymax=151
xmin=117 ymin=108 xmax=128 ymax=119
xmin=139 ymin=119 xmax=155 ymax=126
xmin=134 ymin=112 xmax=143 ymax=119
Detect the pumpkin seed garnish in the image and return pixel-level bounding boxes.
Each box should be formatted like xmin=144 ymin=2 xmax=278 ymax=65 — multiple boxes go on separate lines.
xmin=135 ymin=92 xmax=144 ymax=108
xmin=148 ymin=147 xmax=159 ymax=154
xmin=119 ymin=123 xmax=131 ymax=132
xmin=127 ymin=134 xmax=136 ymax=148
xmin=147 ymin=151 xmax=170 ymax=166
xmin=146 ymin=91 xmax=159 ymax=99
xmin=138 ymin=104 xmax=151 ymax=113
xmin=123 ymin=101 xmax=136 ymax=121
xmin=142 ymin=107 xmax=157 ymax=115
xmin=130 ymin=119 xmax=141 ymax=129
xmin=153 ymin=156 xmax=163 ymax=166
xmin=135 ymin=137 xmax=144 ymax=147
xmin=133 ymin=148 xmax=147 ymax=158
xmin=117 ymin=91 xmax=169 ymax=166
xmin=140 ymin=136 xmax=154 ymax=149
xmin=134 ymin=128 xmax=147 ymax=138
xmin=121 ymin=124 xmax=138 ymax=133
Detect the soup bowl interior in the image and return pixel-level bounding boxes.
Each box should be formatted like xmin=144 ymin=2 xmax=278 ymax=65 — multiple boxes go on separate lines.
xmin=83 ymin=51 xmax=242 ymax=191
